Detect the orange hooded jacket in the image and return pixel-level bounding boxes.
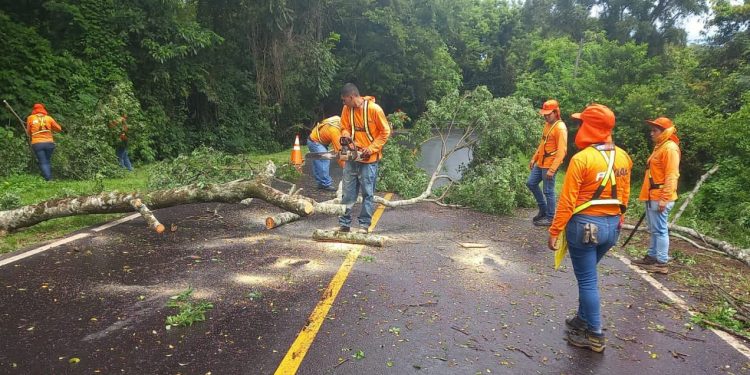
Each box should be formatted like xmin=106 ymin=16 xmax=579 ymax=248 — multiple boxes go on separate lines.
xmin=531 ymin=120 xmax=567 ymax=173
xmin=638 ymin=125 xmax=680 ymax=203
xmin=26 ymin=103 xmax=62 ymax=144
xmin=309 ymin=116 xmax=342 ymax=152
xmin=340 ymin=96 xmax=391 ymax=164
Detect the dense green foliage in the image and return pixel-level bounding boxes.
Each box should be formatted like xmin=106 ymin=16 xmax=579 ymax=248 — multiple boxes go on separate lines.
xmin=1 ymin=0 xmax=749 ymax=243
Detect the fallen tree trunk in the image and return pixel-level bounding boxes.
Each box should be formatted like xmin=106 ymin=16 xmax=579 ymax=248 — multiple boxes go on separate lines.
xmin=0 ymin=175 xmax=314 ymax=234
xmin=622 ymin=223 xmax=750 ymax=267
xmin=671 ymin=164 xmax=719 ymax=226
xmin=312 ymin=229 xmax=387 ymax=247
xmin=129 ymin=199 xmax=164 ymax=233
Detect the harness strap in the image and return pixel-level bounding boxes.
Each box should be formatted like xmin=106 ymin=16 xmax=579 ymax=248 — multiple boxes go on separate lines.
xmin=572 ymin=146 xmax=624 ymax=214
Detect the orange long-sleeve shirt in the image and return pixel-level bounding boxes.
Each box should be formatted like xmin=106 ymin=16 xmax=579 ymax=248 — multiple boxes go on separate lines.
xmin=549 ymin=145 xmax=632 ymax=237
xmin=26 ymin=113 xmax=62 ymax=144
xmin=309 ymin=118 xmax=342 ymax=153
xmin=638 ymin=140 xmax=680 ymax=202
xmin=340 ymin=96 xmax=391 ymax=163
xmin=532 ymin=120 xmax=567 ymax=173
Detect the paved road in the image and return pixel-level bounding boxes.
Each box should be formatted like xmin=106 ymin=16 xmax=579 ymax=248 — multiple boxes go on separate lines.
xmin=0 ymin=163 xmax=748 ymax=374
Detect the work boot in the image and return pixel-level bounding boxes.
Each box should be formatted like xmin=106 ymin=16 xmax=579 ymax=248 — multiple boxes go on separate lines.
xmin=317 ymin=185 xmax=337 ymax=192
xmin=337 ymin=226 xmax=350 ymax=233
xmin=532 ymin=208 xmax=546 ymax=222
xmin=565 ymin=315 xmax=588 ymax=333
xmin=641 ymin=262 xmax=669 ymax=274
xmin=355 ymin=227 xmax=370 ymax=234
xmin=533 ymin=217 xmax=552 ymax=227
xmin=566 ymin=329 xmax=606 ymax=353
xmin=632 ymin=254 xmax=658 ymax=265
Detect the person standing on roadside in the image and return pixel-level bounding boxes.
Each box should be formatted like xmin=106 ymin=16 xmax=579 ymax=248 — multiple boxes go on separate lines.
xmin=547 ymin=103 xmax=632 ymax=353
xmin=307 ymin=116 xmax=342 ymax=191
xmin=26 ymin=103 xmax=62 ymax=181
xmin=632 ymin=117 xmax=680 ymax=274
xmin=338 ymin=83 xmax=391 ymax=234
xmin=528 ymin=99 xmax=567 ymax=226
xmin=109 ymin=114 xmax=133 ymax=171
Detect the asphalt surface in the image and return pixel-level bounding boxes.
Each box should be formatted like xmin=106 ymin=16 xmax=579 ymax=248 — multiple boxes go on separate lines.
xmin=0 ymin=162 xmax=749 ymax=375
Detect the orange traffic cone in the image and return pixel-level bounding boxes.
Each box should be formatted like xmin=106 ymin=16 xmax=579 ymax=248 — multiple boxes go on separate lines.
xmin=290 ymin=134 xmax=303 ymax=167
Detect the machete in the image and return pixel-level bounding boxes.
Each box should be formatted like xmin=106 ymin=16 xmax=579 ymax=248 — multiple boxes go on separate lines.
xmin=620 ymin=212 xmax=646 ymax=248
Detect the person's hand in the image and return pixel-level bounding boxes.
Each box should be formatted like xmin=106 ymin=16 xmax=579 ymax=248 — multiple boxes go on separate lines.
xmin=359 ymin=148 xmax=372 ymax=159
xmin=529 ymin=160 xmax=535 ymax=170
xmin=545 ymin=170 xmax=555 ymax=180
xmin=340 ymin=136 xmax=353 ymax=149
xmin=658 ymin=201 xmax=667 ymax=212
xmin=548 ymin=235 xmax=558 ymax=251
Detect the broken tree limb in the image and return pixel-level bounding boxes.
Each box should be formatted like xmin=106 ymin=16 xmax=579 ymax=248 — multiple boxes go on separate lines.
xmin=0 ymin=173 xmax=313 ymax=234
xmin=128 ymin=199 xmax=164 ymax=233
xmin=312 ymin=229 xmax=387 ymax=247
xmin=621 ymin=222 xmax=750 ymax=267
xmin=671 ymin=164 xmax=719 ymax=226
xmin=265 ymin=197 xmax=350 ymax=229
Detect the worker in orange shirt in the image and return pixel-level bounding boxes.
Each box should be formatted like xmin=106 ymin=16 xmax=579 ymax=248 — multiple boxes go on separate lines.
xmin=338 ymin=83 xmax=391 ymax=234
xmin=632 ymin=117 xmax=680 ymax=274
xmin=528 ymin=99 xmax=567 ymax=226
xmin=307 ymin=116 xmax=342 ymax=191
xmin=547 ymin=104 xmax=632 ymax=353
xmin=109 ymin=114 xmax=133 ymax=171
xmin=25 ymin=103 xmax=62 ymax=181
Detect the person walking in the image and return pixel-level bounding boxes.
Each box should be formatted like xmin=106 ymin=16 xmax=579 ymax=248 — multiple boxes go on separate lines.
xmin=528 ymin=99 xmax=567 ymax=226
xmin=547 ymin=103 xmax=632 ymax=353
xmin=307 ymin=116 xmax=342 ymax=191
xmin=109 ymin=114 xmax=133 ymax=171
xmin=632 ymin=117 xmax=680 ymax=274
xmin=25 ymin=103 xmax=62 ymax=181
xmin=338 ymin=83 xmax=391 ymax=234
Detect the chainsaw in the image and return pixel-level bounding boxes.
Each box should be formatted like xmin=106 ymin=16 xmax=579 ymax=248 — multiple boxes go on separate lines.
xmin=304 ymin=136 xmax=363 ymax=162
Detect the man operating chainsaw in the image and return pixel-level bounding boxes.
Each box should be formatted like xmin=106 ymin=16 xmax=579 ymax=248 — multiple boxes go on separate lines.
xmin=337 ymin=83 xmax=391 ymax=234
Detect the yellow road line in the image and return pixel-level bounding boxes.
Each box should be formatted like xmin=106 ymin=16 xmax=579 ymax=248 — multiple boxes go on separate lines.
xmin=274 ymin=192 xmax=393 ymax=375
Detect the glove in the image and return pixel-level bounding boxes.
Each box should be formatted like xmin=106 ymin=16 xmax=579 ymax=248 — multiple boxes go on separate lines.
xmin=340 ymin=136 xmax=352 ymax=147
xmin=359 ymin=148 xmax=372 ymax=159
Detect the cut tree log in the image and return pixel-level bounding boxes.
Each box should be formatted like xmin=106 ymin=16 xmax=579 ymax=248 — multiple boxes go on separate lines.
xmin=312 ymin=229 xmax=387 ymax=247
xmin=129 ymin=199 xmax=164 ymax=233
xmin=0 ymin=171 xmax=315 ymax=234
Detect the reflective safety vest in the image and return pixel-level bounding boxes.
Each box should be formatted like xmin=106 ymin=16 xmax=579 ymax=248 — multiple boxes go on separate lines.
xmin=572 ymin=145 xmax=625 ymax=215
xmin=351 ymin=100 xmax=374 ymax=144
xmin=540 ymin=120 xmax=563 ymax=163
xmin=30 ymin=114 xmax=52 ymax=136
xmin=313 ymin=118 xmax=341 ymax=143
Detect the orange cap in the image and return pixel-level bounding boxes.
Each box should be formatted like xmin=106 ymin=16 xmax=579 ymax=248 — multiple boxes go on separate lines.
xmin=539 ymin=100 xmax=559 ymax=115
xmin=572 ymin=104 xmax=615 ymax=149
xmin=645 ymin=117 xmax=674 ymax=129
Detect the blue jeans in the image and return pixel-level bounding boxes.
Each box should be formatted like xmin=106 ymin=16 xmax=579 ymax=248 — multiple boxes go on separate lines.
xmin=116 ymin=143 xmax=133 ymax=171
xmin=526 ymin=165 xmax=556 ymax=218
xmin=339 ymin=161 xmax=379 ymax=228
xmin=566 ymin=214 xmax=621 ymax=333
xmin=32 ymin=142 xmax=55 ymax=181
xmin=645 ymin=200 xmax=675 ymax=263
xmin=307 ymin=139 xmax=332 ymax=187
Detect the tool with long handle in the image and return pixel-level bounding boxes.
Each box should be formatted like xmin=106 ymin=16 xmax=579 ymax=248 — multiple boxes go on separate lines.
xmin=3 ymin=100 xmax=30 ymax=142
xmin=620 ymin=212 xmax=646 ymax=248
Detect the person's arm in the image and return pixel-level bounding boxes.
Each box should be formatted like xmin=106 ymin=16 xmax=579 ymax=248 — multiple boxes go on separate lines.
xmin=620 ymin=152 xmax=633 ymax=210
xmin=659 ymin=145 xmax=680 ymax=210
xmin=364 ymin=105 xmax=390 ymax=154
xmin=549 ymin=157 xmax=584 ymax=238
xmin=547 ymin=123 xmax=567 ymax=177
xmin=340 ymin=106 xmax=352 ymax=138
xmin=49 ymin=117 xmax=62 ymax=133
